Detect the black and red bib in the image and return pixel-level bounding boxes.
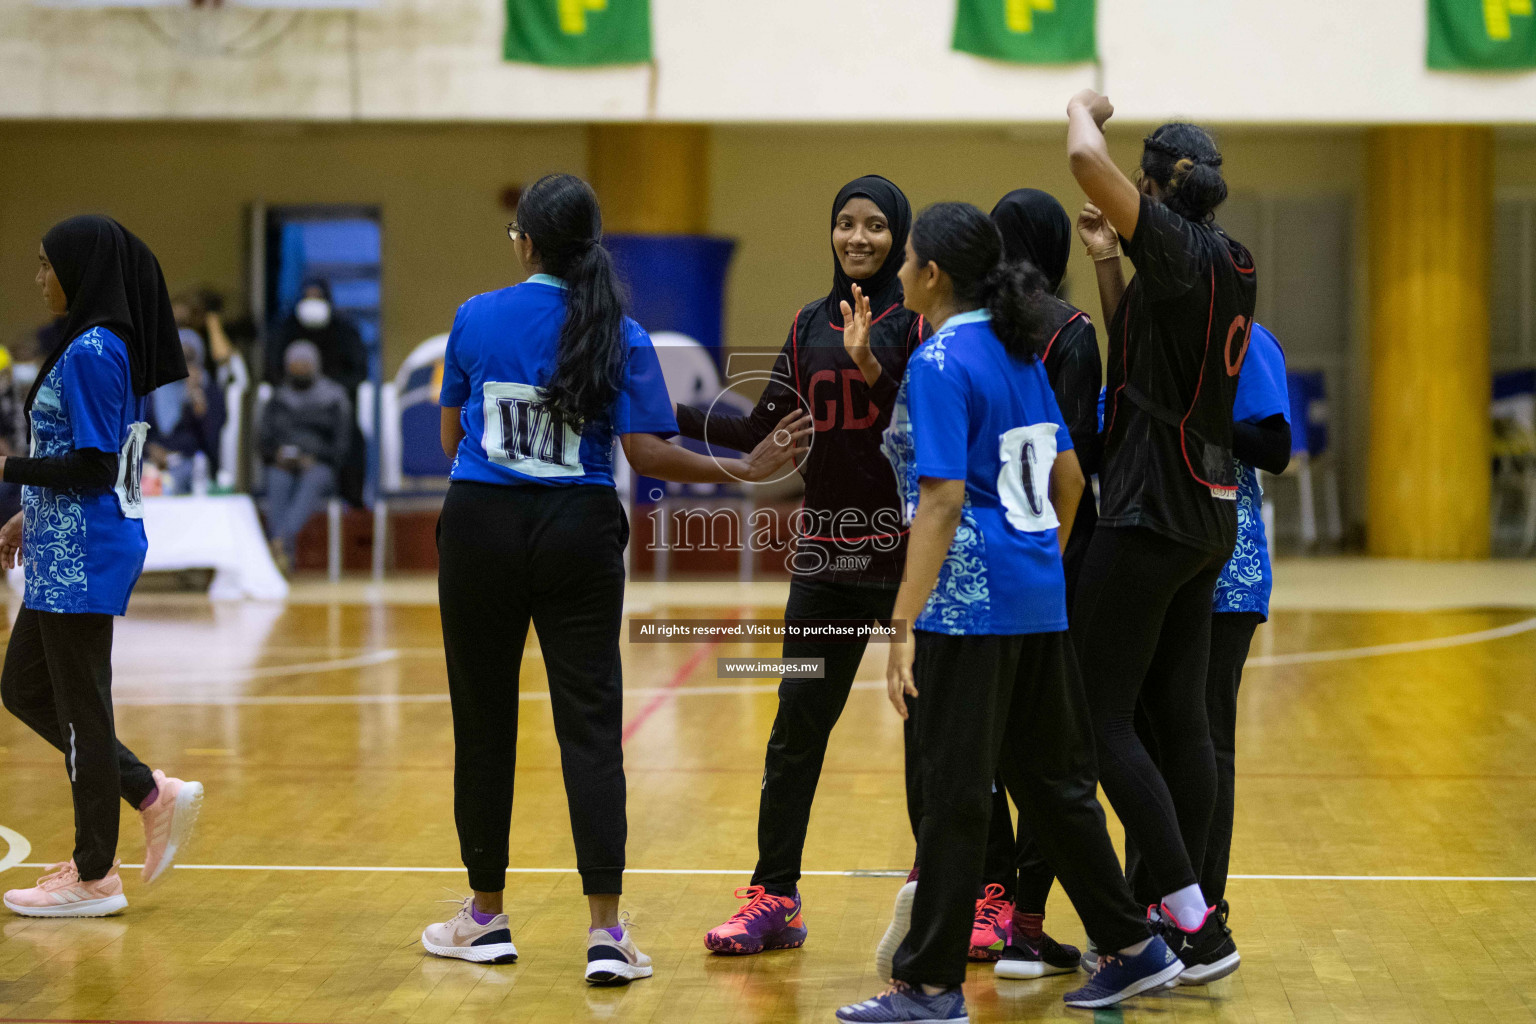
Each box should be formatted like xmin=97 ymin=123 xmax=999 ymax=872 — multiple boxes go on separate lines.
xmin=1099 ymin=194 xmax=1257 ymax=555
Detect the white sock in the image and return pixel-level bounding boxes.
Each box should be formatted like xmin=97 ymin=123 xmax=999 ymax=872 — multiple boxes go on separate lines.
xmin=1117 ymin=938 xmax=1153 ymax=956
xmin=1162 ymin=883 xmax=1209 ymax=932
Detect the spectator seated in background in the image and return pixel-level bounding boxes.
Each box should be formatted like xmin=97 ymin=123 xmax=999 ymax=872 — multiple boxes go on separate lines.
xmin=259 ymin=341 xmax=351 ymax=573
xmin=172 ymin=287 xmax=238 ymax=379
xmin=148 ymin=331 xmax=227 ymax=495
xmin=266 ymin=279 xmax=369 ymax=507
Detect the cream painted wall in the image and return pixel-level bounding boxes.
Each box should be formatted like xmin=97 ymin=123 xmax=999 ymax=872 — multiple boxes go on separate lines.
xmin=4 ymin=120 xmax=1517 ymax=541
xmin=7 ymin=0 xmax=1536 ymax=122
xmin=0 ymin=122 xmax=588 ymax=363
xmin=711 ymin=125 xmax=1366 ymax=360
xmin=0 ymin=122 xmax=1367 ymax=372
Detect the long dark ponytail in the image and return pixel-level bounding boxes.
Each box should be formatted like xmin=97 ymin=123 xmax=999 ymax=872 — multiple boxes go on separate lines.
xmin=910 ymin=201 xmax=1052 ymax=361
xmin=515 ymin=173 xmax=628 ymax=426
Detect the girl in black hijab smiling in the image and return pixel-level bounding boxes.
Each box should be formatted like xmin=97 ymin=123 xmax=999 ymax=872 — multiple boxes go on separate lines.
xmin=676 ymin=175 xmax=931 ymax=956
xmin=0 ymin=215 xmax=203 ymax=919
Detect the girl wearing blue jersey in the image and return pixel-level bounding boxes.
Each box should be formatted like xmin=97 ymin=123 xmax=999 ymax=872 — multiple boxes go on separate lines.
xmin=421 ymin=174 xmax=807 ymax=984
xmin=837 ymin=203 xmax=1180 ymax=1024
xmin=0 ymin=216 xmax=203 ymax=918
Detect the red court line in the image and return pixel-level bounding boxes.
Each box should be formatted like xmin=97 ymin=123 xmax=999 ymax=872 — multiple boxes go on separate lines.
xmin=621 ymin=641 xmax=721 ymax=744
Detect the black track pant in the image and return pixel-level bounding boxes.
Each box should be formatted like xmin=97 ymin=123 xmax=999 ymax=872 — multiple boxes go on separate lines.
xmin=893 ymin=631 xmax=1148 ymax=988
xmin=1128 ymin=611 xmax=1263 ymax=906
xmin=1 ymin=606 xmax=155 ymax=881
xmin=1202 ymin=611 xmax=1262 ymax=904
xmin=754 ymin=577 xmax=901 ymax=894
xmin=983 ymin=788 xmax=1056 ymax=914
xmin=987 ymin=527 xmax=1095 ymax=915
xmin=438 ymin=481 xmax=629 ymax=896
xmin=1071 ymin=525 xmax=1227 ymax=898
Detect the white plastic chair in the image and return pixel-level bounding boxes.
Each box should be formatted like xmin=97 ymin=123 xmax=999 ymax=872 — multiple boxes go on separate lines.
xmin=372 ymin=334 xmax=452 ymax=578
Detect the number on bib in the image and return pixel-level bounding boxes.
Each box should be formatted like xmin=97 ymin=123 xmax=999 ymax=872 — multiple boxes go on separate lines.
xmin=997 ymin=423 xmax=1060 ymax=533
xmin=116 ymin=421 xmax=149 ymax=519
xmin=482 ymin=382 xmax=584 ymax=479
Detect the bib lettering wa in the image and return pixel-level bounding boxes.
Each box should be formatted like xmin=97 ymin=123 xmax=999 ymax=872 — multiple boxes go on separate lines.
xmin=481 ymin=382 xmax=583 ymax=478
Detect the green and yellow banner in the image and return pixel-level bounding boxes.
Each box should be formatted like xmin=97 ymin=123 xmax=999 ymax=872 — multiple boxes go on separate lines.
xmin=504 ymin=0 xmax=651 ymax=67
xmin=952 ymin=0 xmax=1096 ymax=64
xmin=1429 ymin=0 xmax=1536 ymax=69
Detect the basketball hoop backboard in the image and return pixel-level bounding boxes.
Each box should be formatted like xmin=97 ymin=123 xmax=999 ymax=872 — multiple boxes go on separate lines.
xmin=31 ymin=0 xmax=379 ymax=56
xmin=31 ymin=1 xmax=379 ymax=8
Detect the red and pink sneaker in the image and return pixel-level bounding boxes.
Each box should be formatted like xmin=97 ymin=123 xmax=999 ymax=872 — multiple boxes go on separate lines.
xmin=968 ymin=883 xmax=1014 ymax=961
xmin=704 ymin=885 xmax=807 ymax=955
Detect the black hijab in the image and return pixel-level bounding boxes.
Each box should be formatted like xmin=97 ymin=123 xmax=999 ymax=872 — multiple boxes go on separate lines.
xmin=31 ymin=215 xmax=187 ymax=413
xmin=990 ymin=188 xmax=1072 ymax=293
xmin=829 ymin=175 xmax=912 ymax=325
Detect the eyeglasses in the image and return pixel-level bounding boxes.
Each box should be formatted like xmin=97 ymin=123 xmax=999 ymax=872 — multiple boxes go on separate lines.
xmin=506 ymin=223 xmax=522 ymax=242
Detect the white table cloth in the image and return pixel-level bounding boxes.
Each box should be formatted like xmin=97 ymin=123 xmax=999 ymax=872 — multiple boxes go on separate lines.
xmin=7 ymin=494 xmax=288 ymax=602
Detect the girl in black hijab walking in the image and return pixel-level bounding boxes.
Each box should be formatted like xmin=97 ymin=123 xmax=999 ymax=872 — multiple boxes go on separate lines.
xmin=681 ymin=175 xmax=930 ymax=956
xmin=0 ymin=216 xmax=203 ymax=917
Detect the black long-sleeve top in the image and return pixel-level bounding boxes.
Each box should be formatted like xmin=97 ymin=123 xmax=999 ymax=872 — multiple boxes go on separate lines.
xmin=3 ymin=448 xmax=118 ymax=491
xmin=1233 ymin=414 xmax=1291 ymax=475
xmin=676 ymin=295 xmax=927 ymax=585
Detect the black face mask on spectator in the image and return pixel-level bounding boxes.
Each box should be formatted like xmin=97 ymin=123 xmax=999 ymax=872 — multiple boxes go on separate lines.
xmin=289 ymin=373 xmax=316 ymax=391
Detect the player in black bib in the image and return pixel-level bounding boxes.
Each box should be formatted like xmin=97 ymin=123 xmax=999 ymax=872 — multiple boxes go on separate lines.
xmin=680 ymin=176 xmax=930 ymax=957
xmin=1065 ymin=89 xmax=1255 ymax=985
xmin=969 ymin=188 xmax=1104 ymax=978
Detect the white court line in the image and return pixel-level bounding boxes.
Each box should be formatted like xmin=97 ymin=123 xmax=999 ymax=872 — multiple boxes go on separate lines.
xmin=0 ymin=826 xmax=31 ymax=875
xmin=6 ymin=861 xmax=1533 ymax=882
xmin=1246 ymin=614 xmax=1536 ymax=667
xmin=112 ymin=680 xmax=796 ymax=707
xmin=102 ymin=615 xmax=1536 ymax=707
xmin=115 ymin=649 xmax=402 ymax=686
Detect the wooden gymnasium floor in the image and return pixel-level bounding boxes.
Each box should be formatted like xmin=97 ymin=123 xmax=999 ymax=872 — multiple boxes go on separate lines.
xmin=1 ymin=560 xmax=1534 ymax=1024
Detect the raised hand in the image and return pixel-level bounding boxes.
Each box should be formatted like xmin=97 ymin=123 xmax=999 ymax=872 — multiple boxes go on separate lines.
xmin=1068 ymin=88 xmax=1114 ymax=128
xmin=839 ymin=283 xmax=881 ymax=385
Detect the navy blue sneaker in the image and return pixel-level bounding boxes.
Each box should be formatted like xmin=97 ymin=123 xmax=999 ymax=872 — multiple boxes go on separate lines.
xmin=835 ymin=981 xmax=968 ymax=1023
xmin=1063 ymin=935 xmax=1182 ymax=1008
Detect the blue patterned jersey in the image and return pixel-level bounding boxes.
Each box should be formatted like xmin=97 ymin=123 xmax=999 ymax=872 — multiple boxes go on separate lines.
xmin=1212 ymin=324 xmax=1288 ymax=619
xmin=882 ymin=310 xmax=1073 ymax=636
xmin=440 ymin=276 xmax=677 ymax=489
xmin=23 ymin=327 xmax=148 ymax=616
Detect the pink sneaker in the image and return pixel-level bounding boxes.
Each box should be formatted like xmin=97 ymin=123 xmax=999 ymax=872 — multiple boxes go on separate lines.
xmin=968 ymin=883 xmax=1014 ymax=961
xmin=140 ymin=770 xmax=204 ymax=885
xmin=4 ymin=860 xmax=128 ymax=918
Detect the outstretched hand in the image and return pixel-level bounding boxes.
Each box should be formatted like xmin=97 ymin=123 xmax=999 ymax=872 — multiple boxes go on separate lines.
xmin=738 ymin=410 xmax=812 ymax=483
